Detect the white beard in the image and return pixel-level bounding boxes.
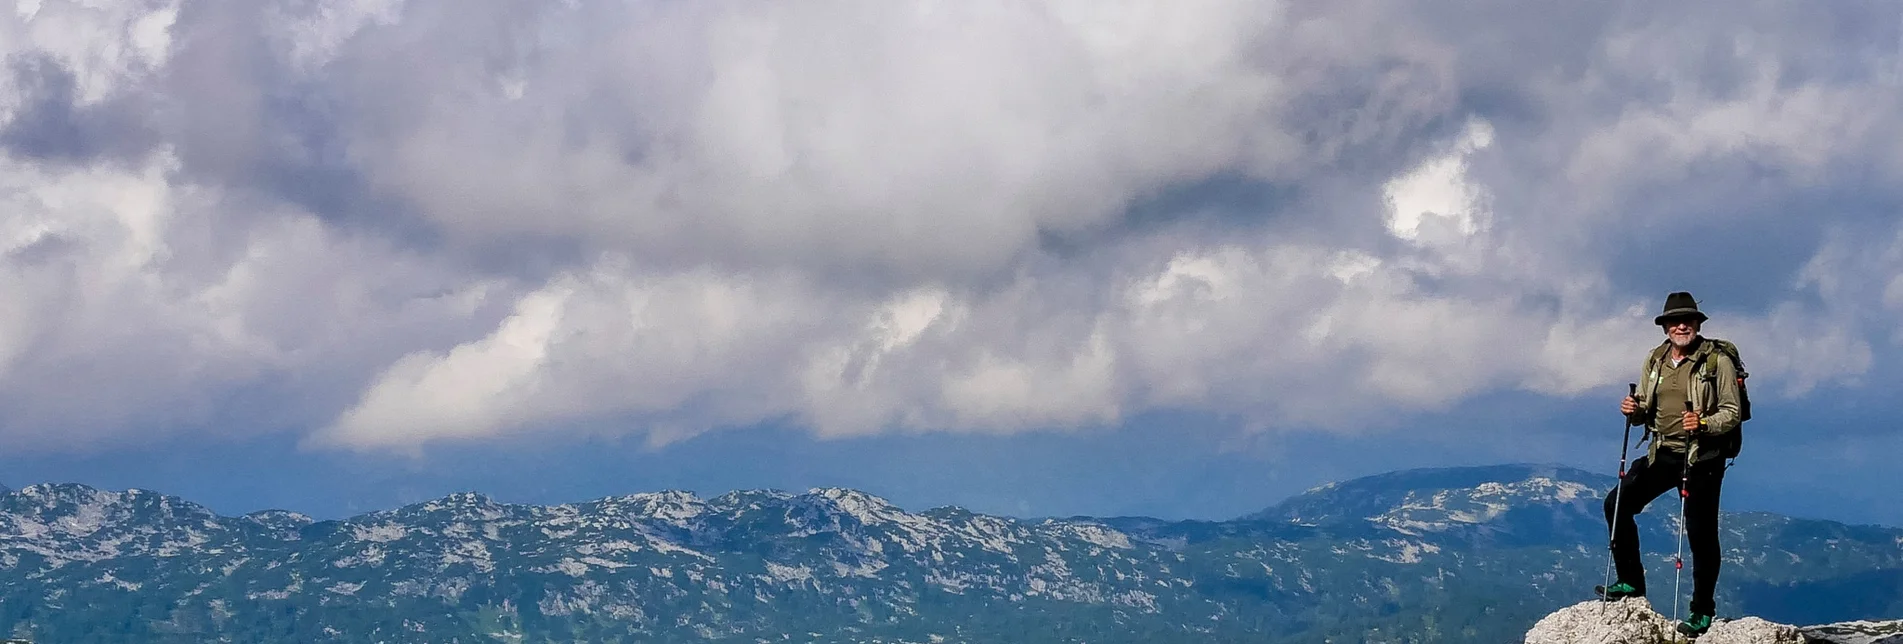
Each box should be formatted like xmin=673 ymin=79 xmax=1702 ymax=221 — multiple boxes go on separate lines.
xmin=1670 ymin=334 xmax=1696 ymax=349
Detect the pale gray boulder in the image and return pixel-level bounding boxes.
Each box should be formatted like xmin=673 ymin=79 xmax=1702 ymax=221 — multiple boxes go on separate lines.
xmin=1700 ymin=617 xmax=1805 ymax=644
xmin=1525 ymin=598 xmax=1676 ymax=644
xmin=1527 ymin=599 xmax=1903 ymax=644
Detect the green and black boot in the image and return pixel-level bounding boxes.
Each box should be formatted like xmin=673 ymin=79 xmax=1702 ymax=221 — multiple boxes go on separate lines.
xmin=1594 ymin=582 xmax=1642 ymax=601
xmin=1677 ymin=613 xmax=1713 ymax=638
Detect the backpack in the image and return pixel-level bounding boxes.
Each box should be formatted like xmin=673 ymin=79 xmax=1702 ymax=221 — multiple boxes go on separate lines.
xmin=1650 ymin=338 xmax=1751 ymax=459
xmin=1701 ymin=338 xmax=1750 ymax=459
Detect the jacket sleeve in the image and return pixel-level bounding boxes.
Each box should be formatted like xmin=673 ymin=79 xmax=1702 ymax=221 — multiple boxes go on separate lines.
xmin=1698 ymin=353 xmax=1743 ymax=435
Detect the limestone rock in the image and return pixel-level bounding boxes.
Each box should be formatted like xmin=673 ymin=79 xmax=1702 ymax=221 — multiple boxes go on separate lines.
xmin=1700 ymin=616 xmax=1805 ymax=644
xmin=1525 ymin=598 xmax=1675 ymax=644
xmin=1526 ymin=599 xmax=1903 ymax=644
xmin=1801 ymin=619 xmax=1903 ymax=644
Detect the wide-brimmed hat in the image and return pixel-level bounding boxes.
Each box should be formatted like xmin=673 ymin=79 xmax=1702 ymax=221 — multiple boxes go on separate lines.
xmin=1653 ymin=291 xmax=1708 ymax=326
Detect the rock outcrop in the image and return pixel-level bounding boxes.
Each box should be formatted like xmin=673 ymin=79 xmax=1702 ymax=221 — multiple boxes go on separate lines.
xmin=1799 ymin=620 xmax=1903 ymax=644
xmin=1527 ymin=599 xmax=1900 ymax=644
xmin=1526 ymin=598 xmax=1678 ymax=643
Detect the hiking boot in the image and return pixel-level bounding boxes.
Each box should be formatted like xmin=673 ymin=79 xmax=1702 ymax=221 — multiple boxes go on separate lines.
xmin=1594 ymin=582 xmax=1642 ymax=601
xmin=1677 ymin=613 xmax=1713 ymax=637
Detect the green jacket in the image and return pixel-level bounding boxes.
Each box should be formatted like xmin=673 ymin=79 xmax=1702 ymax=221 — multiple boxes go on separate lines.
xmin=1624 ymin=337 xmax=1744 ymax=463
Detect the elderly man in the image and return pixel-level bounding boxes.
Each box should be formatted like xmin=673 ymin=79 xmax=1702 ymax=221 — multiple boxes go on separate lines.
xmin=1599 ymin=291 xmax=1745 ymax=637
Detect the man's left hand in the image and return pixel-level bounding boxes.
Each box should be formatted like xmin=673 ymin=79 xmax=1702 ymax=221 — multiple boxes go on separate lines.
xmin=1681 ymin=411 xmax=1702 ymax=433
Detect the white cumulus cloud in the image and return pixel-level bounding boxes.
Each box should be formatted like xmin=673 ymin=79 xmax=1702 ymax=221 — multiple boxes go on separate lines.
xmin=1 ymin=0 xmax=1899 ymax=453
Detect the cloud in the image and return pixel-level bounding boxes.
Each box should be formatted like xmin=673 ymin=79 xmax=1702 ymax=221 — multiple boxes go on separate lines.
xmin=310 ymin=0 xmax=1321 ymax=282
xmin=2 ymin=0 xmax=1901 ymax=452
xmin=0 ymin=148 xmax=511 ymax=449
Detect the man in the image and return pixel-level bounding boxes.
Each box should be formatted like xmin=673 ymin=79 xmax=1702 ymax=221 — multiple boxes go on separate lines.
xmin=1600 ymin=291 xmax=1744 ymax=637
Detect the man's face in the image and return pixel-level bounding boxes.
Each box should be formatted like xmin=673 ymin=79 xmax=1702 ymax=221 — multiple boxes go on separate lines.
xmin=1662 ymin=317 xmax=1701 ymax=347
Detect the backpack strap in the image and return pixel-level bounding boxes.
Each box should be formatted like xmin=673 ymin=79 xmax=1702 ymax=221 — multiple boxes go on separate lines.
xmin=1643 ymin=341 xmax=1671 ymax=415
xmin=1640 ymin=341 xmax=1671 ymax=447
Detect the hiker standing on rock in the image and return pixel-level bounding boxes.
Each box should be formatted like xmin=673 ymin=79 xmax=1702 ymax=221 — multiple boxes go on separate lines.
xmin=1600 ymin=292 xmax=1747 ymax=638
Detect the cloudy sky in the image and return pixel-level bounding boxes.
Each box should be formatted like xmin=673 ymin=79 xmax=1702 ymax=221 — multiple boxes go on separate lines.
xmin=2 ymin=0 xmax=1900 ymax=525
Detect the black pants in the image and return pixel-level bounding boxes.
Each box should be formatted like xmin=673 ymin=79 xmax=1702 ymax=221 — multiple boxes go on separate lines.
xmin=1602 ymin=448 xmax=1726 ymax=615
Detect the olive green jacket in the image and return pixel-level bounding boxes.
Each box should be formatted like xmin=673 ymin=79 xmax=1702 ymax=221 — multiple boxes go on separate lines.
xmin=1623 ymin=337 xmax=1744 ymax=463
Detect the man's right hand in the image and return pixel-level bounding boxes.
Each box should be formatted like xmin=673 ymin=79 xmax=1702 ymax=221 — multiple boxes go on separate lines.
xmin=1620 ymin=395 xmax=1638 ymax=415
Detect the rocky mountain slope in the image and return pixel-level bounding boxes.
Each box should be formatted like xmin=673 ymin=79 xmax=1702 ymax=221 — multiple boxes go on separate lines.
xmin=1527 ymin=597 xmax=1903 ymax=643
xmin=2 ymin=464 xmax=1898 ymax=642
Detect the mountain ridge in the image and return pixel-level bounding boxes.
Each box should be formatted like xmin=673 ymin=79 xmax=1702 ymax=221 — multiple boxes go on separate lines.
xmin=3 ymin=463 xmax=1898 ymax=643
xmin=8 ymin=461 xmax=1881 ymax=532
xmin=0 ymin=462 xmax=1630 ymax=526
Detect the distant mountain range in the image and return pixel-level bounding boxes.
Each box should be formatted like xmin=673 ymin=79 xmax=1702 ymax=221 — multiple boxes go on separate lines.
xmin=2 ymin=464 xmax=1899 ymax=643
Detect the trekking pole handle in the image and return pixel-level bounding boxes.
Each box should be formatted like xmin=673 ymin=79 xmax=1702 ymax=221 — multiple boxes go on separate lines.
xmin=1681 ymin=400 xmax=1695 ymax=498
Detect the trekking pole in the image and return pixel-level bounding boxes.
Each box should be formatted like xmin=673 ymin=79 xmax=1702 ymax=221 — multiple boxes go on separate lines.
xmin=1674 ymin=399 xmax=1696 ymax=637
xmin=1603 ymin=383 xmax=1638 ymax=601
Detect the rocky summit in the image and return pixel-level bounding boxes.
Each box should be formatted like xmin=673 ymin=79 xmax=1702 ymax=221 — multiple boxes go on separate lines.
xmin=1526 ymin=598 xmax=1903 ymax=644
xmin=3 ymin=464 xmax=1900 ymax=642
